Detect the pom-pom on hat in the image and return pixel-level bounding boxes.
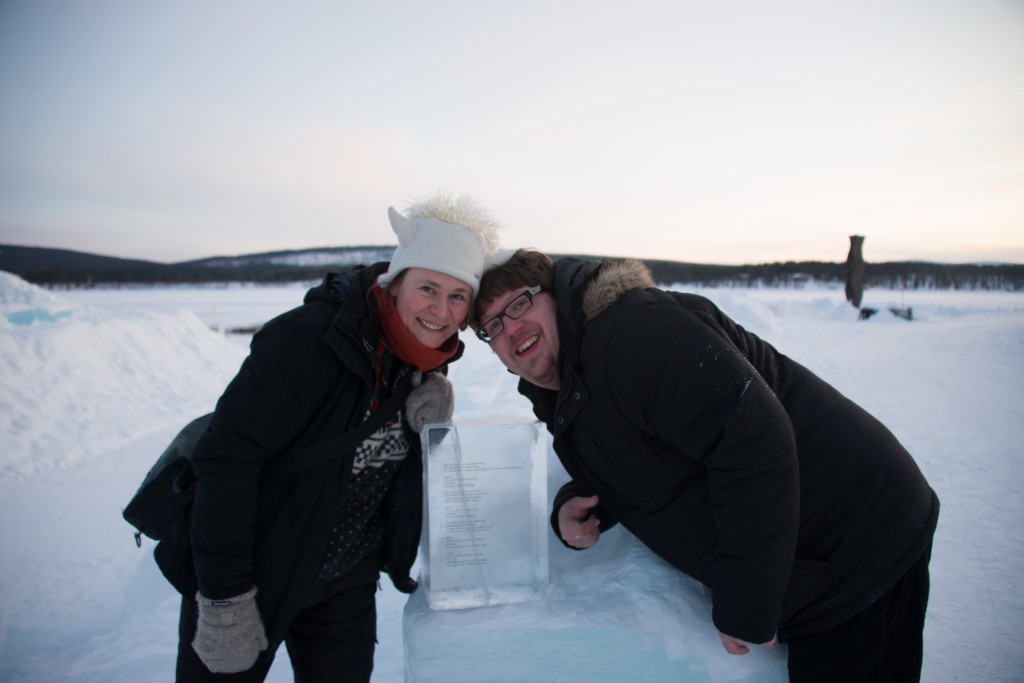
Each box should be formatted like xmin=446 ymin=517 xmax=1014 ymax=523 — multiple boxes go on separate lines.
xmin=378 ymin=191 xmax=502 ymax=296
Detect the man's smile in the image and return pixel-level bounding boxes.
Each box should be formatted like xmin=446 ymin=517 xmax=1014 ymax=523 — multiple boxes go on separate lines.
xmin=515 ymin=334 xmax=540 ymax=356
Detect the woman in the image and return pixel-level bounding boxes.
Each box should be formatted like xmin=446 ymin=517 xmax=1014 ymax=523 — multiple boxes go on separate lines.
xmin=160 ymin=192 xmax=501 ymax=682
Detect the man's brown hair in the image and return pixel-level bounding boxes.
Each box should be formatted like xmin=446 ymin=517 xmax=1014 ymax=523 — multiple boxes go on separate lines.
xmin=471 ymin=249 xmax=556 ymax=331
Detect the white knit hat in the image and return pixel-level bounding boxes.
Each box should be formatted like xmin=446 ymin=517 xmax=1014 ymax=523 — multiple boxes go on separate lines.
xmin=377 ymin=193 xmax=501 ymax=296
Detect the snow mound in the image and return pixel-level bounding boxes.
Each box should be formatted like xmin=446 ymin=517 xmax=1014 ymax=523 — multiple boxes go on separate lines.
xmin=0 ymin=271 xmax=78 ymax=327
xmin=0 ymin=271 xmax=247 ymax=479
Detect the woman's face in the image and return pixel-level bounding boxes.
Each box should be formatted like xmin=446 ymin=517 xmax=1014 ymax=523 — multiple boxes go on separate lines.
xmin=391 ymin=268 xmax=473 ymax=348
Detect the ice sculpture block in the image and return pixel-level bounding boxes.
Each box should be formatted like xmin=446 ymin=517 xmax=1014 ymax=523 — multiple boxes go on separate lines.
xmin=420 ymin=418 xmax=548 ymax=610
xmin=406 ymin=441 xmax=789 ymax=682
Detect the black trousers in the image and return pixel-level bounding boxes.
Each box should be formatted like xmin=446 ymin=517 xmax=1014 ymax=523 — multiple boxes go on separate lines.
xmin=787 ymin=544 xmax=932 ymax=683
xmin=175 ymin=580 xmax=378 ymax=683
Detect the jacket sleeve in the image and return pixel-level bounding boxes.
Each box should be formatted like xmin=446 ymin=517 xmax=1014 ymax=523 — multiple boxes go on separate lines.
xmin=605 ymin=299 xmax=800 ymax=644
xmin=190 ymin=305 xmax=344 ymax=599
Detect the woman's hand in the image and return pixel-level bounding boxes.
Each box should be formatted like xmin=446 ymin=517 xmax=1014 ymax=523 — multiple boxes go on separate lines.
xmin=405 ymin=371 xmax=454 ymax=432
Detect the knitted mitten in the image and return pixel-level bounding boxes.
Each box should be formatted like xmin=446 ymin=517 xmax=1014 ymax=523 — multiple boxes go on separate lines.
xmin=192 ymin=587 xmax=268 ymax=674
xmin=405 ymin=371 xmax=454 ymax=432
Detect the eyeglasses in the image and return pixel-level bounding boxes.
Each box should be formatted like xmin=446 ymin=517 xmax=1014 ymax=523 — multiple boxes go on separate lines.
xmin=476 ymin=286 xmax=542 ymax=342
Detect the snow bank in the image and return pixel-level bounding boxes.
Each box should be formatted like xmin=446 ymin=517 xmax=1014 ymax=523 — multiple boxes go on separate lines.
xmin=0 ymin=272 xmax=247 ymax=479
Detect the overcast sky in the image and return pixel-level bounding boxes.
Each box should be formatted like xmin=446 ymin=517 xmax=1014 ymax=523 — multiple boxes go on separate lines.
xmin=1 ymin=0 xmax=1021 ymax=266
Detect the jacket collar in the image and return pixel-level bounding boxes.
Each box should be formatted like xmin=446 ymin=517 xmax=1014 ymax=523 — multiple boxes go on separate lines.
xmin=579 ymin=258 xmax=657 ymax=323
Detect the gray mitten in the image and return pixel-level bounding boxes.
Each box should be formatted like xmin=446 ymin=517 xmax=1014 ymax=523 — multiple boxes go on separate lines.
xmin=405 ymin=371 xmax=454 ymax=432
xmin=192 ymin=587 xmax=268 ymax=674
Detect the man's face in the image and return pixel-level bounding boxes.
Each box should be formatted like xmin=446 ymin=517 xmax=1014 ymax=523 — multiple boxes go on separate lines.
xmin=479 ymin=286 xmax=561 ymax=390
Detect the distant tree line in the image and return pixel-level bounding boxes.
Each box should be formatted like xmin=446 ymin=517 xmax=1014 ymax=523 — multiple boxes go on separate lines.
xmin=0 ymin=245 xmax=395 ymax=286
xmin=637 ymin=258 xmax=1024 ymax=291
xmin=2 ymin=244 xmax=1022 ymax=291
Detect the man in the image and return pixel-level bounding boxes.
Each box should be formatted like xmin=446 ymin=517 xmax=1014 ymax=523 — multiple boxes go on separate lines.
xmin=472 ymin=250 xmax=938 ymax=682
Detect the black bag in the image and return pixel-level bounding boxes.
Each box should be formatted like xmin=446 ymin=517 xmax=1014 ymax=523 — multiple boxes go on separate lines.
xmin=123 ymin=413 xmax=212 ymax=546
xmin=122 ymin=381 xmax=414 ymax=547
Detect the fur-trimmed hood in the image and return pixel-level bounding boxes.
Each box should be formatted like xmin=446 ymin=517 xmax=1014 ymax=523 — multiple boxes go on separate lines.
xmin=581 ymin=259 xmax=657 ymax=323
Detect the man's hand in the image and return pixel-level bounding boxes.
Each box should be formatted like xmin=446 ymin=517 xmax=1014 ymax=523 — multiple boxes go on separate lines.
xmin=558 ymin=495 xmax=602 ymax=548
xmin=718 ymin=631 xmax=778 ymax=655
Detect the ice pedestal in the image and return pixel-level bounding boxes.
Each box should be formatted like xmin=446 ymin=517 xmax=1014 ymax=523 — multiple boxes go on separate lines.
xmin=419 ymin=419 xmax=548 ymax=610
xmin=404 ymin=439 xmax=789 ymax=683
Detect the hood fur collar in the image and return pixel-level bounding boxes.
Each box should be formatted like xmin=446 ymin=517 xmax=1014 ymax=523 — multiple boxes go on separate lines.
xmin=581 ymin=259 xmax=656 ymax=323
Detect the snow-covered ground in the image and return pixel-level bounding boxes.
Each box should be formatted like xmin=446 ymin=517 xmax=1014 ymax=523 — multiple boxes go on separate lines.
xmin=1 ymin=271 xmax=1021 ymax=682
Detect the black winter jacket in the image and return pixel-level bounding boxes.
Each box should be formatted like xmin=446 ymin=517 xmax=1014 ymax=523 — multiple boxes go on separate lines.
xmin=526 ymin=258 xmax=938 ymax=643
xmin=155 ymin=264 xmax=462 ymax=643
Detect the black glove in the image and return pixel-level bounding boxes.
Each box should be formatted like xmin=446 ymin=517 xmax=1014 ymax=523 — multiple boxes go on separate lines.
xmin=390 ymin=573 xmax=419 ymax=594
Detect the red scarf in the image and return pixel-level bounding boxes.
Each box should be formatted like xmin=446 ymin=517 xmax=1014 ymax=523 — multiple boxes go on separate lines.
xmin=374 ymin=285 xmax=459 ymax=372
